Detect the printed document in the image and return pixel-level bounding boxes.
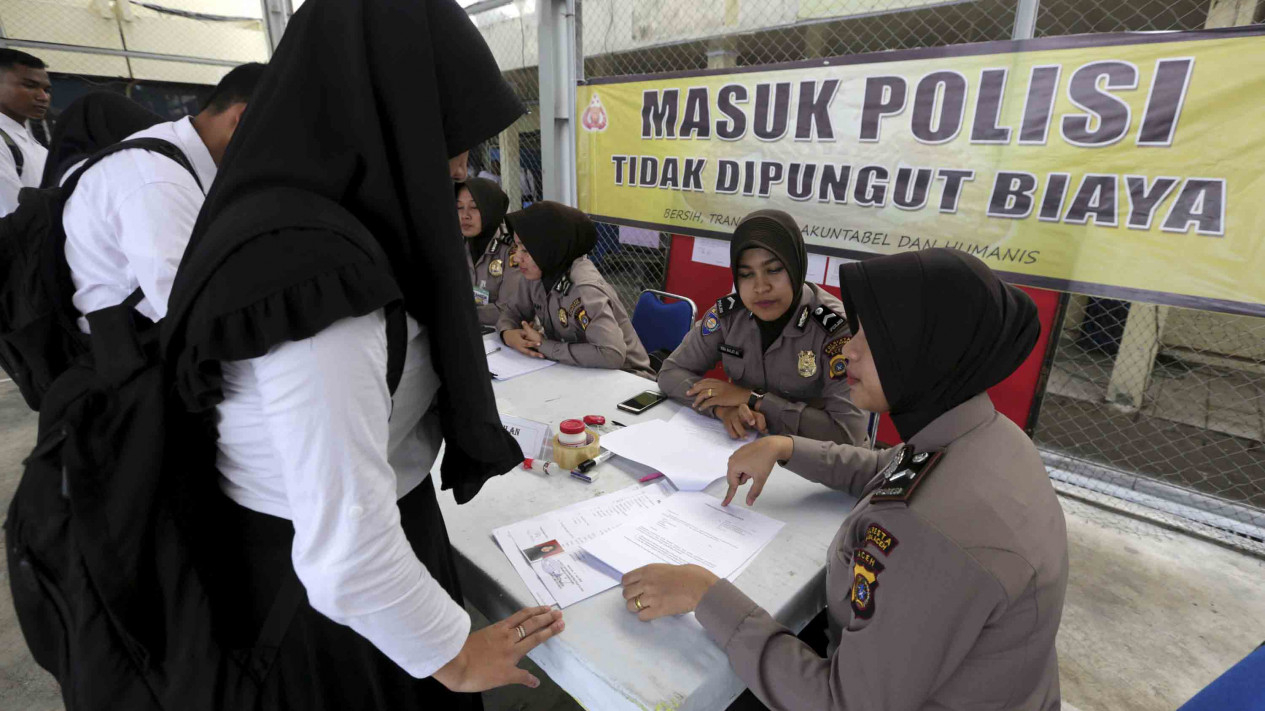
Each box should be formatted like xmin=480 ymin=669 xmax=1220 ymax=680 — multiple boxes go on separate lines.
xmin=485 ymin=343 xmax=556 ymax=380
xmin=582 ymin=492 xmax=784 ymax=580
xmin=493 ymin=479 xmax=677 ymax=607
xmin=597 ymin=409 xmax=750 ymax=491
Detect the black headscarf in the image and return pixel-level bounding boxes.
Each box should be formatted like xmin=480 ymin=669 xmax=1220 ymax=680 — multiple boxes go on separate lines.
xmin=40 ymin=92 xmax=163 ymax=187
xmin=457 ymin=177 xmax=509 ymax=262
xmin=729 ymin=210 xmax=808 ymax=352
xmin=162 ymin=0 xmax=526 ymax=504
xmin=505 ymin=201 xmax=596 ymax=290
xmin=837 ymin=248 xmax=1040 ymax=440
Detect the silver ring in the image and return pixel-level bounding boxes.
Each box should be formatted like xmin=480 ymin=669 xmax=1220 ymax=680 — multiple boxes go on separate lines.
xmin=515 ymin=624 xmax=526 ymax=641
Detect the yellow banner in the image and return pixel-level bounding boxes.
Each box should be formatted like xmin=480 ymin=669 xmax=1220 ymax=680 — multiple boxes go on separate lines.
xmin=577 ymin=28 xmax=1265 ymax=315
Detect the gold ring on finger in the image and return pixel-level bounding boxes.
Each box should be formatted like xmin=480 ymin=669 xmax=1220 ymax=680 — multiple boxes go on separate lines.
xmin=515 ymin=624 xmax=526 ymax=641
xmin=634 ymin=596 xmax=644 ymax=611
xmin=708 ymin=389 xmax=714 ymax=398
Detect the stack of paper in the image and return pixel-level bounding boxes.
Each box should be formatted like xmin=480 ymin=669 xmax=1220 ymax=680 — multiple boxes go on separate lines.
xmin=485 ymin=343 xmax=556 ymax=380
xmin=493 ymin=479 xmax=677 ymax=607
xmin=597 ymin=408 xmax=752 ymax=491
xmin=583 ymin=492 xmax=784 ymax=582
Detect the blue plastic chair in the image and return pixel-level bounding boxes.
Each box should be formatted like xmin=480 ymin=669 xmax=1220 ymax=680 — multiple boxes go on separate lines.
xmin=631 ymin=290 xmax=697 ymax=372
xmin=1178 ymin=643 xmax=1265 ymax=711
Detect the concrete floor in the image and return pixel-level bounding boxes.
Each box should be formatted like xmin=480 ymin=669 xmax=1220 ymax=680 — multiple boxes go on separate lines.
xmin=0 ymin=378 xmax=1262 ymax=711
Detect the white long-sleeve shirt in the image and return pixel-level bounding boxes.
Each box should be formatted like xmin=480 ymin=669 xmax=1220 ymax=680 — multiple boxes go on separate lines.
xmin=215 ymin=309 xmax=470 ymax=678
xmin=62 ymin=116 xmax=215 ymax=331
xmin=0 ymin=111 xmax=47 ymax=216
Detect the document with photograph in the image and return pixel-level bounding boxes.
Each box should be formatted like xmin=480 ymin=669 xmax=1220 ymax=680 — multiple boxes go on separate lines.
xmin=582 ymin=492 xmax=784 ymax=581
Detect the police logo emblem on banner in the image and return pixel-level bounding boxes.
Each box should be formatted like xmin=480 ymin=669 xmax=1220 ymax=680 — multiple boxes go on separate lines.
xmin=797 ymin=350 xmax=817 ymax=378
xmin=558 ymin=307 xmax=569 ymax=327
xmin=489 ymin=258 xmax=503 ymax=277
xmin=850 ymin=548 xmax=885 ymax=619
xmin=581 ymin=93 xmax=608 ymax=133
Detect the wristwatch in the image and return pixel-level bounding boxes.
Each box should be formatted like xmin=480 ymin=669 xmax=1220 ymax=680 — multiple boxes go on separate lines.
xmin=747 ymin=390 xmax=765 ymax=411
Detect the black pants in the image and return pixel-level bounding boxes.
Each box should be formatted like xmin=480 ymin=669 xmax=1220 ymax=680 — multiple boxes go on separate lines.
xmin=202 ymin=480 xmax=480 ymax=711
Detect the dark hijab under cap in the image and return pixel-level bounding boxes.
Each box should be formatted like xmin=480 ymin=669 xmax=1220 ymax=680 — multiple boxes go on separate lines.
xmin=457 ymin=177 xmax=509 ymax=262
xmin=729 ymin=209 xmax=808 ymax=352
xmin=40 ymin=92 xmax=163 ymax=188
xmin=506 ymin=201 xmax=597 ymax=291
xmin=837 ymin=248 xmax=1040 ymax=441
xmin=162 ymin=0 xmax=526 ymax=504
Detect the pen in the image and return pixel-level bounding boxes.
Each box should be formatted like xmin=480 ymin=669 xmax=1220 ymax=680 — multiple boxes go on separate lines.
xmin=485 ymin=346 xmax=502 ymax=356
xmin=571 ymin=472 xmax=593 ymax=484
xmin=638 ymin=472 xmax=664 ymax=483
xmin=575 ymin=449 xmax=614 ymax=474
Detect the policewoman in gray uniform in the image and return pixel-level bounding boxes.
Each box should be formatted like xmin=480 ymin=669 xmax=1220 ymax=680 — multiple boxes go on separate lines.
xmin=497 ymin=201 xmax=653 ymax=377
xmin=619 ymin=248 xmax=1068 ymax=711
xmin=456 ymin=177 xmax=520 ymax=326
xmin=658 ymin=210 xmax=866 ymax=444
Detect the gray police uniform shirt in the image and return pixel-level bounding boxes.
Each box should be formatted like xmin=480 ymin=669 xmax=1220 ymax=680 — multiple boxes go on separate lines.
xmin=497 ymin=256 xmax=653 ymax=378
xmin=695 ymin=392 xmax=1068 ymax=711
xmin=658 ymin=283 xmax=867 ymax=445
xmin=469 ymin=230 xmax=522 ymax=327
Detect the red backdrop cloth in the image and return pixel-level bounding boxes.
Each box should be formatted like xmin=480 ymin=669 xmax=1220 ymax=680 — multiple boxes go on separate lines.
xmin=663 ymin=235 xmax=1059 ymax=445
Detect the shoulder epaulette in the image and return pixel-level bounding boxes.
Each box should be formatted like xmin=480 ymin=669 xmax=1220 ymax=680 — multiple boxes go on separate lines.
xmin=714 ymin=294 xmax=744 ymax=317
xmin=870 ymin=447 xmax=944 ymax=504
xmin=810 ymin=304 xmax=848 ymax=334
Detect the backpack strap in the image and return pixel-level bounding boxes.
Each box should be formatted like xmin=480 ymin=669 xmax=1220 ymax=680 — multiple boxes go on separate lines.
xmin=0 ymin=126 xmax=24 ymax=177
xmin=61 ymin=136 xmax=204 ymax=196
xmin=384 ymin=302 xmax=407 ymax=396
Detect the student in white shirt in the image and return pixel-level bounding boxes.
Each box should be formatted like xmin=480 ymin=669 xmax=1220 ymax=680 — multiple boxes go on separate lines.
xmin=162 ymin=0 xmax=559 ymax=707
xmin=61 ymin=63 xmax=266 ymax=332
xmin=0 ymin=49 xmax=50 ymax=215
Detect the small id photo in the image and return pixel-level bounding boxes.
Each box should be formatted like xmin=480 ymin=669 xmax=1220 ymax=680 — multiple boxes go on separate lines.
xmin=523 ymin=539 xmax=564 ymax=562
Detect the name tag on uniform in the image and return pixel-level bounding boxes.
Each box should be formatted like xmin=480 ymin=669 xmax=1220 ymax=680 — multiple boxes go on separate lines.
xmin=719 ymin=344 xmax=743 ymax=357
xmin=473 ymin=285 xmax=490 ymax=306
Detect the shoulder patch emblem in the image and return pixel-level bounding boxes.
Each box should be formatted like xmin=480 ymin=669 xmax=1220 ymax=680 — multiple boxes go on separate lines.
xmin=569 ymin=297 xmax=583 ymax=316
xmin=797 ymin=349 xmax=817 ymax=378
xmin=863 ymin=524 xmax=899 ymax=556
xmin=701 ymin=307 xmax=720 ymax=336
xmin=870 ymin=449 xmax=944 ymax=504
xmin=850 ymin=548 xmax=885 ymax=620
xmin=719 ymin=343 xmax=743 ymax=358
xmin=509 ymin=252 xmax=520 ymax=268
xmin=824 ymin=335 xmax=851 ymax=380
xmin=577 ymin=307 xmax=590 ymax=330
xmin=811 ymin=305 xmax=848 ymax=334
xmin=714 ymin=294 xmax=743 ymax=316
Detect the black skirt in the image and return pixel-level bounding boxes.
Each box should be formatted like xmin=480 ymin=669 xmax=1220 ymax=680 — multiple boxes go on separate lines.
xmin=201 ymin=479 xmax=481 ymax=711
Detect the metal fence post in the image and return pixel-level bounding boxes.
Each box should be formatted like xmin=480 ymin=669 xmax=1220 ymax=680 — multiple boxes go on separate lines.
xmin=1012 ymin=0 xmax=1040 ymax=40
xmin=260 ymin=0 xmax=292 ymax=54
xmin=539 ymin=0 xmax=579 ymax=206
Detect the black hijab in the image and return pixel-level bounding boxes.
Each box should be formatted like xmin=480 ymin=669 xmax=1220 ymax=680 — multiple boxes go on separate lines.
xmin=162 ymin=0 xmax=526 ymax=504
xmin=40 ymin=92 xmax=163 ymax=187
xmin=837 ymin=248 xmax=1040 ymax=441
xmin=457 ymin=177 xmax=509 ymax=262
xmin=506 ymin=201 xmax=597 ymax=290
xmin=729 ymin=210 xmax=808 ymax=352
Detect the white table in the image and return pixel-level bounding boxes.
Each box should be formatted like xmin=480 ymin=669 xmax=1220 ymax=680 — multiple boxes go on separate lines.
xmin=431 ymin=361 xmax=857 ymax=711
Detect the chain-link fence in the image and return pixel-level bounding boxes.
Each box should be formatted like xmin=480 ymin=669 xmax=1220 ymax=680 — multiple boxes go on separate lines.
xmin=469 ymin=0 xmax=1265 ymax=554
xmin=0 ymin=0 xmax=269 ymax=87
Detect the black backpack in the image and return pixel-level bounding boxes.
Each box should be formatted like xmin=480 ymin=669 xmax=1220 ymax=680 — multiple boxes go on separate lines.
xmin=5 ymin=147 xmax=410 ymax=707
xmin=0 ymin=137 xmax=199 ymax=411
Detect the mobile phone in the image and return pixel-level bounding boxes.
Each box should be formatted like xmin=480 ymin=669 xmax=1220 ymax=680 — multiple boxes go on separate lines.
xmin=617 ymin=390 xmax=668 ymax=414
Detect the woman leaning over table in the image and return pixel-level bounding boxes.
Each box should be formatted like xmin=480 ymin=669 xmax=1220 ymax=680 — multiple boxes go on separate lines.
xmin=657 ymin=209 xmax=867 ymax=444
xmin=619 ymin=248 xmax=1069 ymax=711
